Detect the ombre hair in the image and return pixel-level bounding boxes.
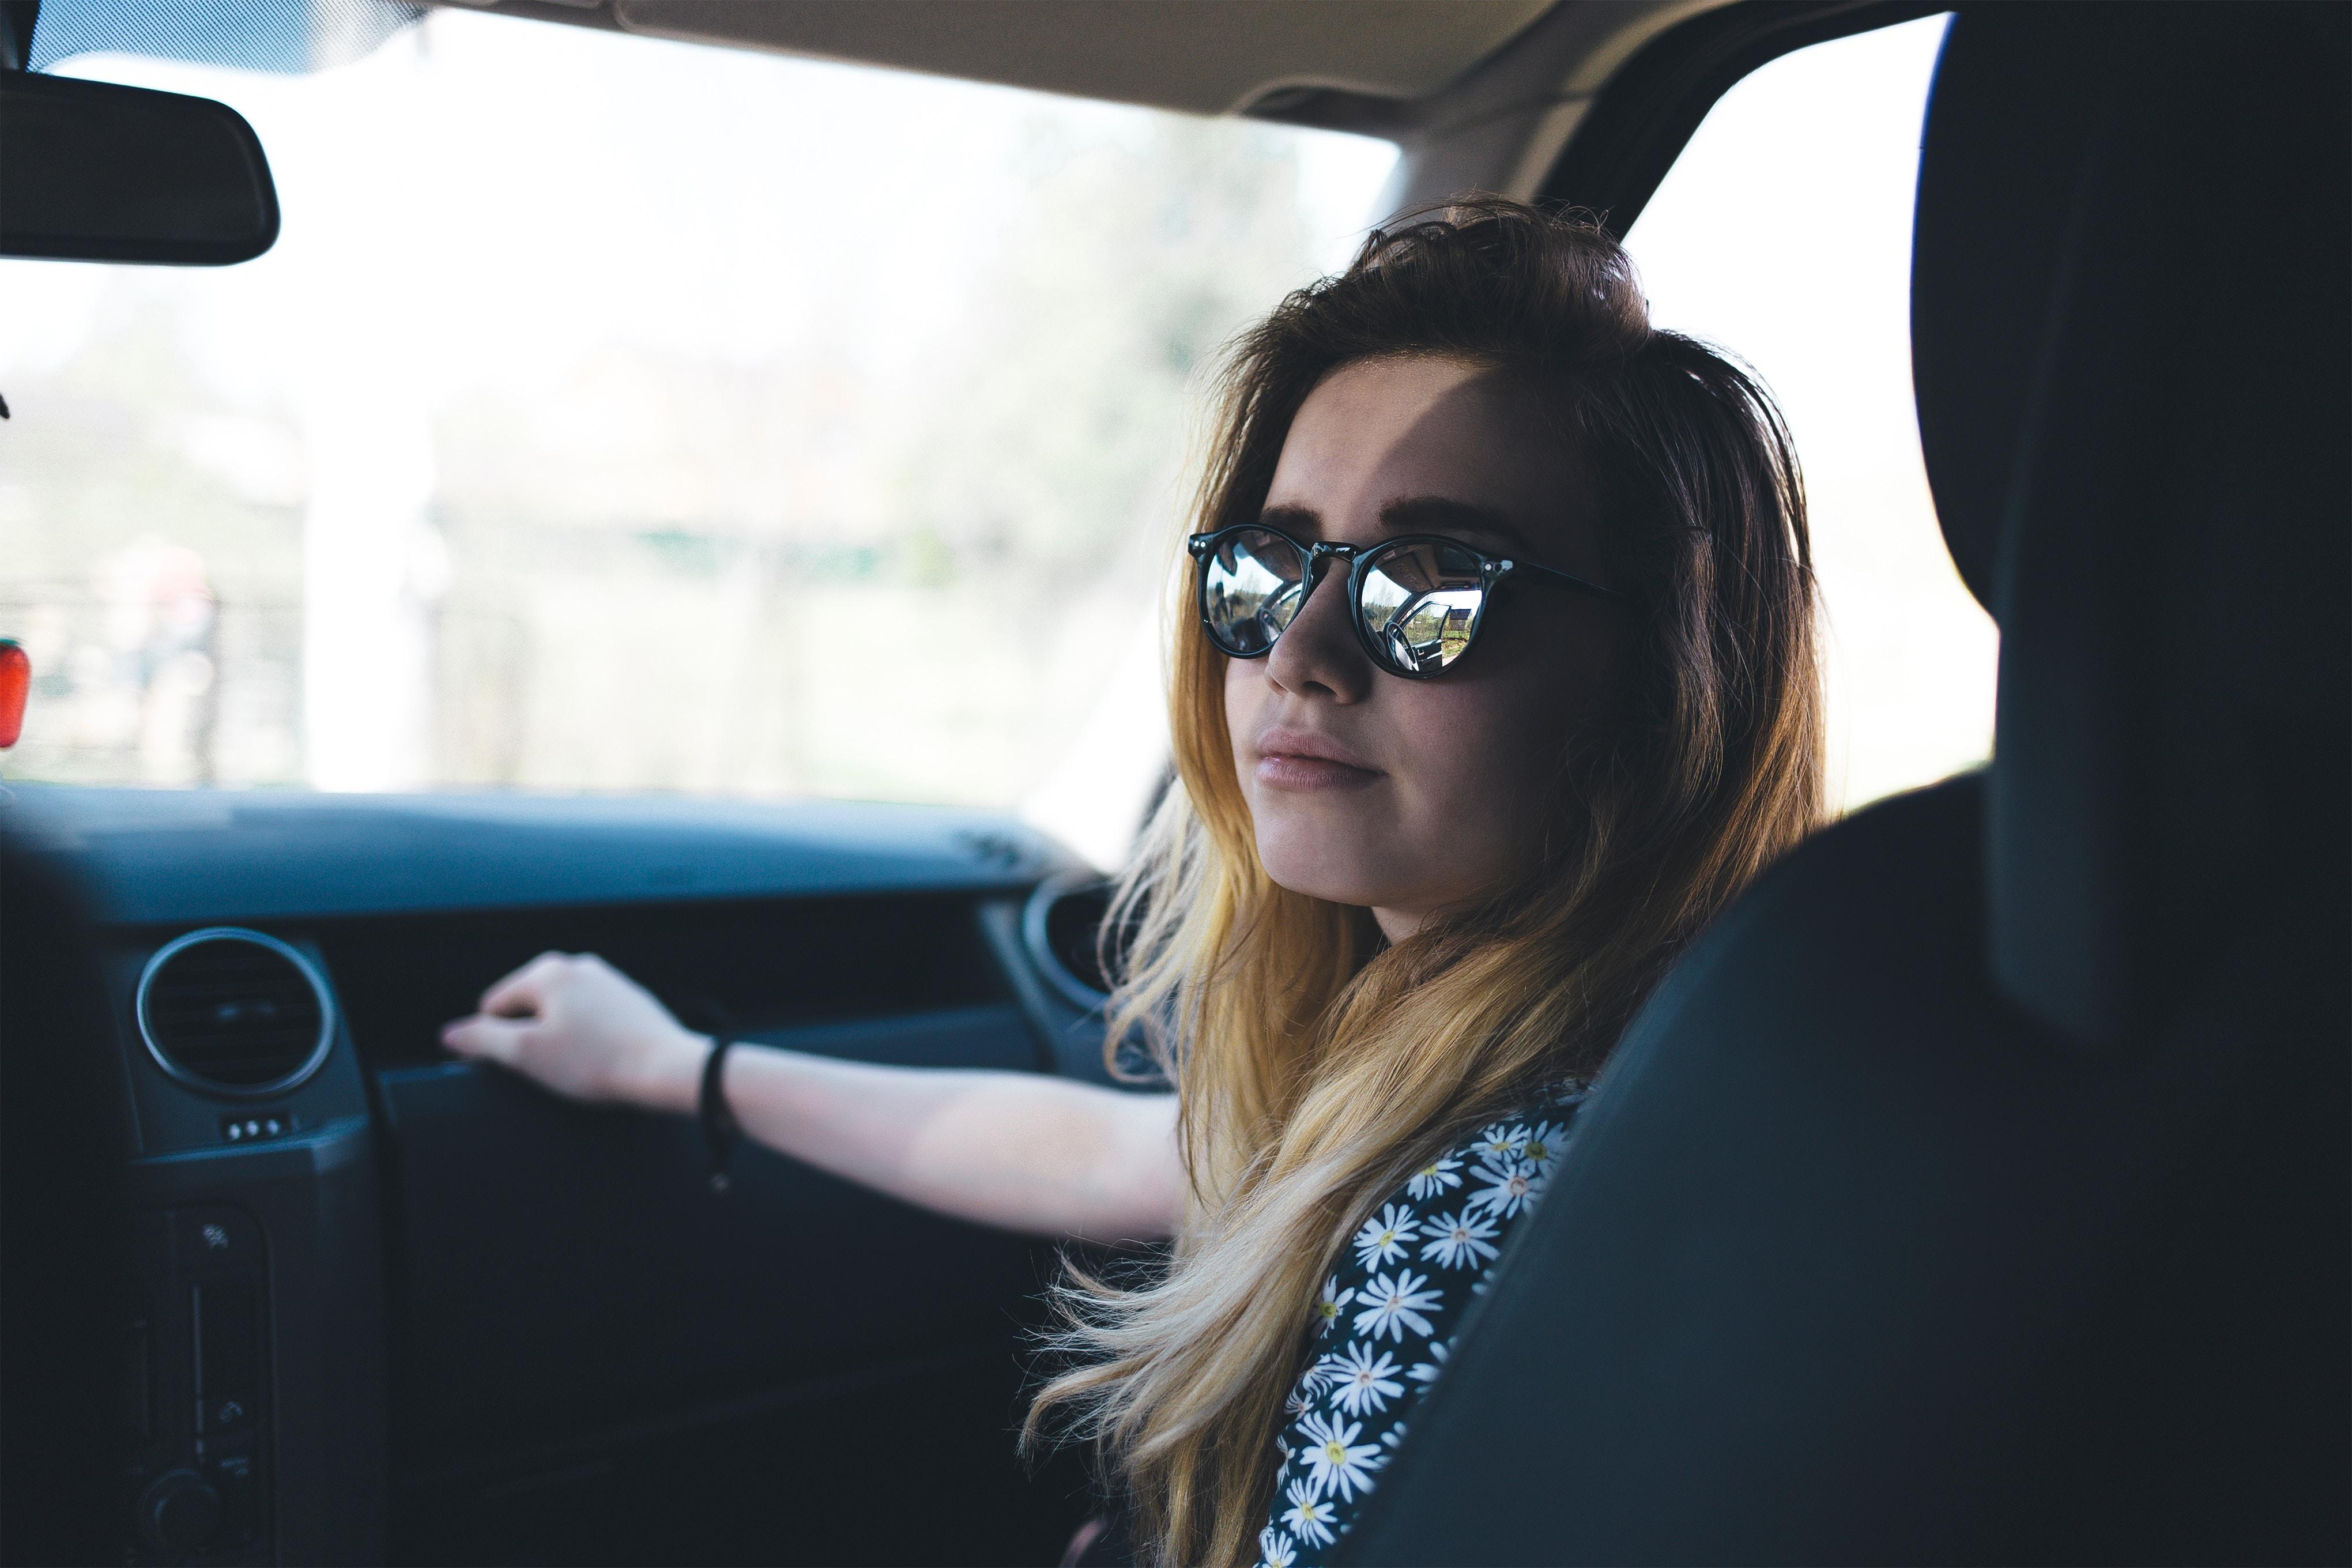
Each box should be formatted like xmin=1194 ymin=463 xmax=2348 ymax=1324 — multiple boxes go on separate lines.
xmin=1026 ymin=198 xmax=1826 ymax=1567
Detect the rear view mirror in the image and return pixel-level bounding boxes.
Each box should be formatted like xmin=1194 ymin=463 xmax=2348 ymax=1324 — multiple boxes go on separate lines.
xmin=0 ymin=71 xmax=278 ymax=265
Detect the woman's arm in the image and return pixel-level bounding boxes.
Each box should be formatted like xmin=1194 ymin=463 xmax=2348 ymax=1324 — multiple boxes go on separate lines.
xmin=440 ymin=951 xmax=1183 ymax=1245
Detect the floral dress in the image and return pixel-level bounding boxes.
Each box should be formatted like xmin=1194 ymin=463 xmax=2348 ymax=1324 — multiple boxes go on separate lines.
xmin=1253 ymin=1081 xmax=1592 ymax=1568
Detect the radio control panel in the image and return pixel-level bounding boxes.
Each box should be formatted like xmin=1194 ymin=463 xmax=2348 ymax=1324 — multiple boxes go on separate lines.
xmin=127 ymin=1205 xmax=270 ymax=1564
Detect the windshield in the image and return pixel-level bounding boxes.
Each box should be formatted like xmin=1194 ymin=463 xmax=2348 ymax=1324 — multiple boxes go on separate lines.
xmin=0 ymin=7 xmax=1396 ymax=865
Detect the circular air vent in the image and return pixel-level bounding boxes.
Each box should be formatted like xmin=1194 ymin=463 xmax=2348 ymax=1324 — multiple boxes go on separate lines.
xmin=135 ymin=928 xmax=334 ymax=1097
xmin=1022 ymin=873 xmax=1118 ymax=1011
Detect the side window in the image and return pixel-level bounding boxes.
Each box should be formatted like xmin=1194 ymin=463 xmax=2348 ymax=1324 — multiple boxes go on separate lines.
xmin=1624 ymin=16 xmax=1996 ymax=812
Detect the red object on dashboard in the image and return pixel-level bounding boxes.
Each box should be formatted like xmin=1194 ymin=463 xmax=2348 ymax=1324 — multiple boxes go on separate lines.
xmin=0 ymin=640 xmax=27 ymax=748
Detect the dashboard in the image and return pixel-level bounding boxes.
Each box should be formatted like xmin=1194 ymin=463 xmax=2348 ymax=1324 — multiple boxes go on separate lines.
xmin=5 ymin=785 xmax=1121 ymax=1566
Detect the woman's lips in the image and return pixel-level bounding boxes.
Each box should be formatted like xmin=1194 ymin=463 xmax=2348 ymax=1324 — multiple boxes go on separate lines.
xmin=1254 ymin=729 xmax=1384 ymax=791
xmin=1257 ymin=754 xmax=1384 ymax=790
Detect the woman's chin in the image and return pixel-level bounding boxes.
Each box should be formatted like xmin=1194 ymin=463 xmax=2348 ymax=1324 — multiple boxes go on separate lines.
xmin=1255 ymin=838 xmax=1406 ymax=911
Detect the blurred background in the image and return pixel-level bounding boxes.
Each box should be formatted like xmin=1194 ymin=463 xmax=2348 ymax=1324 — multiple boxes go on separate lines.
xmin=0 ymin=6 xmax=1989 ymax=868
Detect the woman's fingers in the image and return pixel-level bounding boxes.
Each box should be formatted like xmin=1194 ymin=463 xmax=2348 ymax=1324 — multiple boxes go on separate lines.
xmin=443 ymin=952 xmax=690 ymax=1106
xmin=441 ymin=1012 xmax=533 ymax=1066
xmin=478 ymin=950 xmax=571 ymax=1017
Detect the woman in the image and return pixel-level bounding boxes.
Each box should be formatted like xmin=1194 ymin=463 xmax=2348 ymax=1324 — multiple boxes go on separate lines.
xmin=443 ymin=197 xmax=1823 ymax=1567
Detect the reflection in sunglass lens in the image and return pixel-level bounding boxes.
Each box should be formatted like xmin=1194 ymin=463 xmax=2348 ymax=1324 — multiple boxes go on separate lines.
xmin=1358 ymin=540 xmax=1488 ymax=676
xmin=1201 ymin=528 xmax=1307 ymax=655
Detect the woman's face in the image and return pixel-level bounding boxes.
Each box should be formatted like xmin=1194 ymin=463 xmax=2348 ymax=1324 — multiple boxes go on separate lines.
xmin=1224 ymin=354 xmax=1624 ymax=941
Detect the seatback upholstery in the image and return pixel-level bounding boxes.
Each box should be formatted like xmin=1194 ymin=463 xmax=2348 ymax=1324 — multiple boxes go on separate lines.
xmin=1918 ymin=3 xmax=2351 ymax=1051
xmin=0 ymin=827 xmax=133 ymax=1566
xmin=1338 ymin=6 xmax=2349 ymax=1562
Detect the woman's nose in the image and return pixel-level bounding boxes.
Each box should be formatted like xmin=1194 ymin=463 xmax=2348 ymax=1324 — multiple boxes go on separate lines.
xmin=1265 ymin=557 xmax=1373 ymax=702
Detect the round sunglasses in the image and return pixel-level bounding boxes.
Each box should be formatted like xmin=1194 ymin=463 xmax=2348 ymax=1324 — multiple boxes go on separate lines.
xmin=1187 ymin=523 xmax=1627 ymax=680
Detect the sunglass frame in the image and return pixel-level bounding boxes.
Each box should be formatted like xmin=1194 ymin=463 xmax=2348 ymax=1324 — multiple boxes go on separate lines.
xmin=1185 ymin=523 xmax=1627 ymax=680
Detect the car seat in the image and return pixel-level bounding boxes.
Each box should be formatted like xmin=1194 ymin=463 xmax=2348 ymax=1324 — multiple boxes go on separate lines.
xmin=1336 ymin=4 xmax=2350 ymax=1562
xmin=0 ymin=825 xmax=133 ymax=1567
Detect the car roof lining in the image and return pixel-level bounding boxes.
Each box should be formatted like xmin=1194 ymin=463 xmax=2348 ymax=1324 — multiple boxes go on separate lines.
xmin=432 ymin=0 xmax=1714 ymax=129
xmin=622 ymin=0 xmax=1556 ymax=116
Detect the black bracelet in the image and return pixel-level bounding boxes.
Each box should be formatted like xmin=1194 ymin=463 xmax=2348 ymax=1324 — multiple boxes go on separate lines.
xmin=699 ymin=1033 xmax=741 ymax=1194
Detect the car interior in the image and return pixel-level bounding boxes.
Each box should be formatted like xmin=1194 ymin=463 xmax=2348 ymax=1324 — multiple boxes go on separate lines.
xmin=0 ymin=2 xmax=2343 ymax=1566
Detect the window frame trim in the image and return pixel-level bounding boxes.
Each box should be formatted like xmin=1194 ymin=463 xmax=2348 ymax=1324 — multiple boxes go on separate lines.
xmin=1539 ymin=0 xmax=1947 ymax=238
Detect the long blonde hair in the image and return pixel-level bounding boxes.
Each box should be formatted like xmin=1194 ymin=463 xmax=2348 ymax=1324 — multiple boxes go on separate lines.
xmin=1027 ymin=199 xmax=1826 ymax=1566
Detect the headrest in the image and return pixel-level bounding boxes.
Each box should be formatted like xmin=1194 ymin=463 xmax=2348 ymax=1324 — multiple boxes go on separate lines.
xmin=1911 ymin=3 xmax=2349 ymax=1046
xmin=1910 ymin=12 xmax=2104 ymax=613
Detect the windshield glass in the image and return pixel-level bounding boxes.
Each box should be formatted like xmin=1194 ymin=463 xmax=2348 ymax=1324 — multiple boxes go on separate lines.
xmin=0 ymin=7 xmax=1396 ymax=864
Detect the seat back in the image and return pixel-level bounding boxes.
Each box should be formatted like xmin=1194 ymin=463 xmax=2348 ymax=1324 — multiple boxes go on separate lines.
xmin=1339 ymin=6 xmax=2349 ymax=1562
xmin=0 ymin=827 xmax=133 ymax=1567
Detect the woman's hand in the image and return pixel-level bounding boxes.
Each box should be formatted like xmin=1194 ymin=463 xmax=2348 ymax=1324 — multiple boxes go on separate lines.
xmin=440 ymin=952 xmax=706 ymax=1112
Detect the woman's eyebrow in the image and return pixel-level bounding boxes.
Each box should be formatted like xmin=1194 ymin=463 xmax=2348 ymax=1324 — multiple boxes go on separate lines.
xmin=1377 ymin=495 xmax=1530 ymax=551
xmin=1258 ymin=502 xmax=1321 ymax=534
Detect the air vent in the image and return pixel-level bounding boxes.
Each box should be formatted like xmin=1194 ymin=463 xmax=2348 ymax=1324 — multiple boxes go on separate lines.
xmin=1021 ymin=873 xmax=1118 ymax=1011
xmin=137 ymin=928 xmax=334 ymax=1096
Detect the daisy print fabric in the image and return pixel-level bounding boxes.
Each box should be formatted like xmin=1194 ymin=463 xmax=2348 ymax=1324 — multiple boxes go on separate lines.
xmin=1255 ymin=1081 xmax=1590 ymax=1568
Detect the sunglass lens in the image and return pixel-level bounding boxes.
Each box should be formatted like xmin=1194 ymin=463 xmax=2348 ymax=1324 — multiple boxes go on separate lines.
xmin=1358 ymin=541 xmax=1488 ymax=676
xmin=1201 ymin=528 xmax=1306 ymax=656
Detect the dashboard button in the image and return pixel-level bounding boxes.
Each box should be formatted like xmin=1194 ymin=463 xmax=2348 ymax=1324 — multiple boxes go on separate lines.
xmin=171 ymin=1205 xmax=262 ymax=1270
xmin=193 ymin=1277 xmax=259 ymax=1435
